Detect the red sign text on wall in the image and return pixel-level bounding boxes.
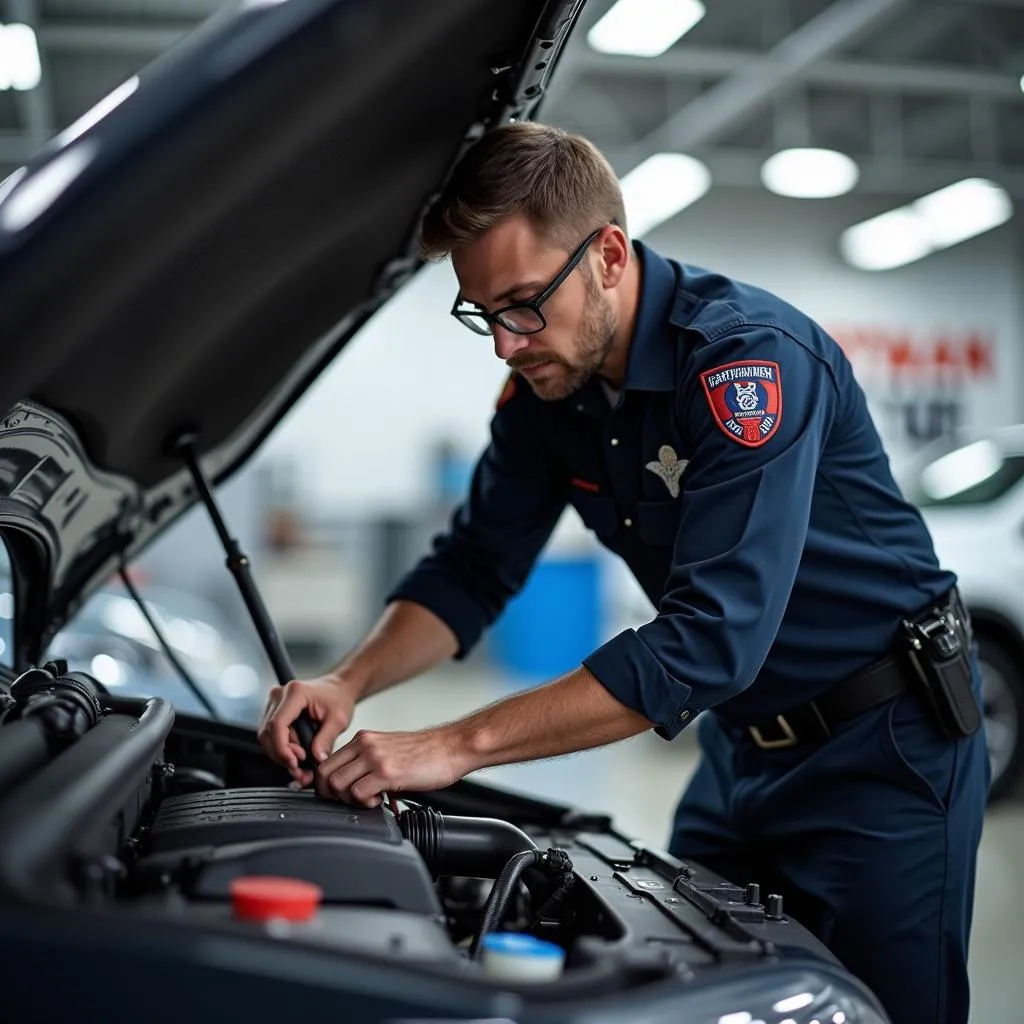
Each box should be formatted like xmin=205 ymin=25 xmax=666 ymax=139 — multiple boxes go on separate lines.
xmin=827 ymin=325 xmax=995 ymax=381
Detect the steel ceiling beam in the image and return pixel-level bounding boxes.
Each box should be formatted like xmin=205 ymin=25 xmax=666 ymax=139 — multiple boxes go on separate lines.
xmin=622 ymin=0 xmax=910 ymax=161
xmin=33 ymin=12 xmax=1022 ymax=102
xmin=37 ymin=23 xmax=187 ymax=54
xmin=4 ymin=125 xmax=1022 ymax=201
xmin=602 ymin=142 xmax=1024 ymax=199
xmin=570 ymin=46 xmax=1022 ymax=100
xmin=864 ymin=1 xmax=966 ymax=59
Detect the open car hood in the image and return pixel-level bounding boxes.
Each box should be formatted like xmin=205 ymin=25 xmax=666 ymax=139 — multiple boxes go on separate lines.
xmin=0 ymin=0 xmax=584 ymax=661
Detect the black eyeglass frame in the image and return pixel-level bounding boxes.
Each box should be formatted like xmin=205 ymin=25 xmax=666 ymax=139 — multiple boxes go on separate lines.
xmin=450 ymin=224 xmax=609 ymax=336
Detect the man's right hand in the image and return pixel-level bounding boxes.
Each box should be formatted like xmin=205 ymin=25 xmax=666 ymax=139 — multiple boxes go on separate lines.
xmin=258 ymin=675 xmax=358 ymax=786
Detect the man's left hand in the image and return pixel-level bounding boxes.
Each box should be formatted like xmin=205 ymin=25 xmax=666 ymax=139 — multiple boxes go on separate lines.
xmin=314 ymin=669 xmax=653 ymax=807
xmin=316 ymin=726 xmax=470 ymax=806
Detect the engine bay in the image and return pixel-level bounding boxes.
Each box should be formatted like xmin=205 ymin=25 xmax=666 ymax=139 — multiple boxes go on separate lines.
xmin=0 ymin=661 xmax=851 ymax=1015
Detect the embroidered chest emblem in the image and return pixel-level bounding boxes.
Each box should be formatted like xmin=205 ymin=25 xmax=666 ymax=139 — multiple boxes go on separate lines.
xmin=645 ymin=445 xmax=687 ymax=498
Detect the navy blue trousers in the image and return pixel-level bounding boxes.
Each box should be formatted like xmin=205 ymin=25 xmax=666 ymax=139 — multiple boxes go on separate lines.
xmin=669 ymin=678 xmax=989 ymax=1024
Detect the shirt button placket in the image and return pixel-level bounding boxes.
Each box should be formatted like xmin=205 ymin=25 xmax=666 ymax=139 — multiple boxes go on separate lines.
xmin=608 ymin=437 xmax=625 ymax=525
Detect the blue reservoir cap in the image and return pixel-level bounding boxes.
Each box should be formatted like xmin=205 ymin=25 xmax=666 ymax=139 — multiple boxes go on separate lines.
xmin=481 ymin=933 xmax=564 ymax=959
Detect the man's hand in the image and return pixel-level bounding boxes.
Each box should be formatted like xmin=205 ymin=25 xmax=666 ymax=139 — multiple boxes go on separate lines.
xmin=313 ymin=667 xmax=654 ymax=807
xmin=258 ymin=674 xmax=359 ymax=786
xmin=316 ymin=726 xmax=470 ymax=807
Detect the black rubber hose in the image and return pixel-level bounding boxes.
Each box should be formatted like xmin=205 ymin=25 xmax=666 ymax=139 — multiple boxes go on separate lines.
xmin=531 ymin=850 xmax=575 ymax=925
xmin=0 ymin=698 xmax=174 ymax=903
xmin=470 ymin=849 xmax=542 ymax=960
xmin=5 ymin=667 xmax=104 ymax=755
xmin=0 ymin=718 xmax=50 ymax=798
xmin=399 ymin=807 xmax=537 ymax=878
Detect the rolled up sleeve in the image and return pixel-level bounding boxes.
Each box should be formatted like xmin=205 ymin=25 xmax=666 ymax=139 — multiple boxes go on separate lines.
xmin=585 ymin=325 xmax=837 ymax=738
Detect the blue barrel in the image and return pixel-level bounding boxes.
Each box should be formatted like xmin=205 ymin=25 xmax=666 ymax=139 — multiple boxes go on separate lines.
xmin=489 ymin=556 xmax=602 ymax=680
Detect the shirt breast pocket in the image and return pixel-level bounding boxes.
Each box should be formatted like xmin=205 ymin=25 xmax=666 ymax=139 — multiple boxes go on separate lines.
xmin=637 ymin=498 xmax=681 ymax=548
xmin=569 ymin=492 xmax=618 ymax=539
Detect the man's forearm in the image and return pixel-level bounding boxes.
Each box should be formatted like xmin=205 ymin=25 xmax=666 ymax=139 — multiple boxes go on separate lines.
xmin=454 ymin=666 xmax=654 ymax=772
xmin=329 ymin=600 xmax=459 ymax=700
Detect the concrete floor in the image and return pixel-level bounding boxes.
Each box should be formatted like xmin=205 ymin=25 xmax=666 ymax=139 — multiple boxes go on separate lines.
xmin=343 ymin=664 xmax=1024 ymax=1024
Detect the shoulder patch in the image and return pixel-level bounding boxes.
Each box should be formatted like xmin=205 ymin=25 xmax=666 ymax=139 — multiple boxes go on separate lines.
xmin=700 ymin=360 xmax=782 ymax=448
xmin=496 ymin=373 xmax=517 ymax=410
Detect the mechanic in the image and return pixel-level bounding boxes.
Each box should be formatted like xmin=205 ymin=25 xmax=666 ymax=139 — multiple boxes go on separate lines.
xmin=259 ymin=122 xmax=989 ymax=1024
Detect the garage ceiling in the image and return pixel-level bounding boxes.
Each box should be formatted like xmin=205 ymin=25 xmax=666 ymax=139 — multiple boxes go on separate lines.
xmin=3 ymin=0 xmax=1024 ymax=198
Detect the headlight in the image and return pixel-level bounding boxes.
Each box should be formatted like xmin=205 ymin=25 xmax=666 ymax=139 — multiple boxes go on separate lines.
xmin=672 ymin=967 xmax=890 ymax=1024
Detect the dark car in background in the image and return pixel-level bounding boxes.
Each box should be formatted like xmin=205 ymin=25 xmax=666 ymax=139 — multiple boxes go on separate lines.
xmin=0 ymin=1 xmax=891 ymax=1021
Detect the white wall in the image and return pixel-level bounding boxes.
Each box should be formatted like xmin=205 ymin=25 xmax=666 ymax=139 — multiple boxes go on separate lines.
xmin=257 ymin=186 xmax=1024 ymax=515
xmin=642 ymin=187 xmax=1024 ymax=475
xmin=257 ymin=262 xmax=509 ymax=516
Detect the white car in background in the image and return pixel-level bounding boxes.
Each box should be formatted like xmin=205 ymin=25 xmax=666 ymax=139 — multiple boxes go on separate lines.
xmin=900 ymin=426 xmax=1024 ymax=802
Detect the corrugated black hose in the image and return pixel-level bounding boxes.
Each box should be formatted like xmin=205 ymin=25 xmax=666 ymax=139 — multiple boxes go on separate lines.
xmin=470 ymin=847 xmax=575 ymax=961
xmin=530 ymin=849 xmax=575 ymax=926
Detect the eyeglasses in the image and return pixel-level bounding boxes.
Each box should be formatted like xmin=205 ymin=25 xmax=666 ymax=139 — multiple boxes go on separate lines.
xmin=450 ymin=224 xmax=608 ymax=337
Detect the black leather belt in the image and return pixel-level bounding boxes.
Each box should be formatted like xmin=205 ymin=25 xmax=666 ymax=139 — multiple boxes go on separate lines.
xmin=746 ymin=587 xmax=972 ymax=750
xmin=746 ymin=657 xmax=909 ymax=749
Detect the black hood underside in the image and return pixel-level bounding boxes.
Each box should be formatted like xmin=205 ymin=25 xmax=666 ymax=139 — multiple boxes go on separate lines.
xmin=0 ymin=0 xmax=571 ymax=487
xmin=0 ymin=0 xmax=583 ymax=650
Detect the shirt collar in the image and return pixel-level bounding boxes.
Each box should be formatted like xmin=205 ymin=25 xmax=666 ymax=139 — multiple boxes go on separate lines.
xmin=619 ymin=240 xmax=680 ymax=393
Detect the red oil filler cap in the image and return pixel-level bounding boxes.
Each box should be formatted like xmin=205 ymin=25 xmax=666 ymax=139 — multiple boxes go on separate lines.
xmin=231 ymin=876 xmax=323 ymax=923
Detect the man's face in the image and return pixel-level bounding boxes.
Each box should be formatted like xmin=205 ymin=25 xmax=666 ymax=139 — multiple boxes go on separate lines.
xmin=451 ymin=216 xmax=618 ymax=401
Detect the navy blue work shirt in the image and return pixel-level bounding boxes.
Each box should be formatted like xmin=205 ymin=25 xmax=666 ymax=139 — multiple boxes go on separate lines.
xmin=389 ymin=241 xmax=955 ymax=739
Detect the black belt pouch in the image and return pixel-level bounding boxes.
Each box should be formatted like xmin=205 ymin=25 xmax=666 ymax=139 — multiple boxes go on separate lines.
xmin=901 ymin=595 xmax=982 ymax=739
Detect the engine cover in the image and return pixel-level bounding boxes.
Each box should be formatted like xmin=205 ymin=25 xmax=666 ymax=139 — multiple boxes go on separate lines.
xmin=149 ymin=788 xmax=397 ymax=852
xmin=140 ymin=788 xmax=442 ymax=916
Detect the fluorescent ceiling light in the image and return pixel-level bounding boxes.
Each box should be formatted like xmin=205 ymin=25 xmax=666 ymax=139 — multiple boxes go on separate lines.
xmin=1020 ymin=73 xmax=1024 ymax=94
xmin=620 ymin=152 xmax=711 ymax=237
xmin=839 ymin=207 xmax=931 ymax=271
xmin=840 ymin=178 xmax=1013 ymax=271
xmin=760 ymin=148 xmax=859 ymax=199
xmin=914 ymin=177 xmax=1013 ymax=248
xmin=0 ymin=23 xmax=41 ymax=91
xmin=588 ymin=0 xmax=705 ymax=58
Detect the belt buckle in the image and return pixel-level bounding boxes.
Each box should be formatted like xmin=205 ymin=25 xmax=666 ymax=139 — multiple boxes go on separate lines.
xmin=749 ymin=714 xmax=798 ymax=750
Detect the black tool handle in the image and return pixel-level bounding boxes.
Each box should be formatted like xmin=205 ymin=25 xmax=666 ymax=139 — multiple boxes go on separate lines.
xmin=291 ymin=715 xmax=318 ymax=772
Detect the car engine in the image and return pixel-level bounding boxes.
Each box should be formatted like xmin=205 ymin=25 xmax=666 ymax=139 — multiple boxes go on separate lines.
xmin=0 ymin=661 xmax=885 ymax=1021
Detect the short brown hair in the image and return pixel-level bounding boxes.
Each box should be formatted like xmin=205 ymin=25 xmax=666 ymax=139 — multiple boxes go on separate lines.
xmin=419 ymin=122 xmax=627 ymax=261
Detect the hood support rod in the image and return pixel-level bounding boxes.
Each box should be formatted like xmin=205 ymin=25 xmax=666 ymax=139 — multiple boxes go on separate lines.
xmin=171 ymin=431 xmax=317 ymax=774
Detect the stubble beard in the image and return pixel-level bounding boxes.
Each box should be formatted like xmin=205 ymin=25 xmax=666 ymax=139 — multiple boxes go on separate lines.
xmin=519 ymin=277 xmax=617 ymax=402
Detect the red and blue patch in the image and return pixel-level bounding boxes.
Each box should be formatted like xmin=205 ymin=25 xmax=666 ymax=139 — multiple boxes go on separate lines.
xmin=700 ymin=360 xmax=782 ymax=448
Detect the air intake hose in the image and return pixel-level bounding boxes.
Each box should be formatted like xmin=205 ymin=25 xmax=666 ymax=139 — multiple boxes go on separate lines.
xmin=398 ymin=806 xmax=537 ymax=878
xmin=6 ymin=662 xmax=104 ymax=754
